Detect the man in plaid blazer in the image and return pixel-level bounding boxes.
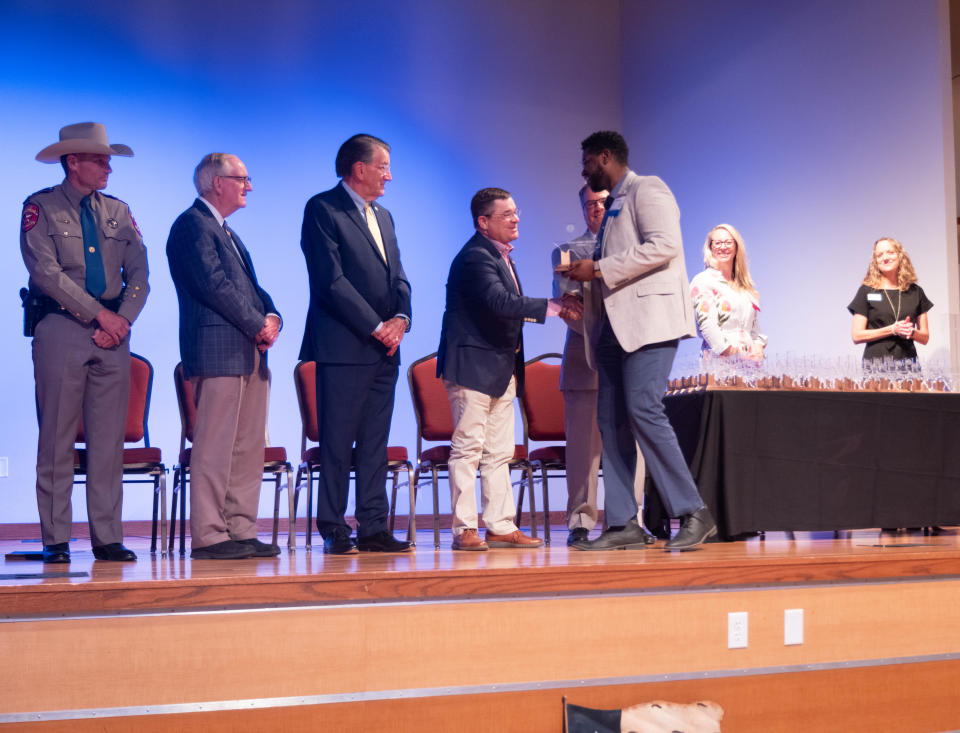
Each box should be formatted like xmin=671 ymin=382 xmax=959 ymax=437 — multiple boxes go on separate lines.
xmin=167 ymin=153 xmax=281 ymax=560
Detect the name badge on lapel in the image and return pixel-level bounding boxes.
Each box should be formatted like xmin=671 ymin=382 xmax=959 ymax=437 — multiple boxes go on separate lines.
xmin=867 ymin=293 xmax=882 ymax=301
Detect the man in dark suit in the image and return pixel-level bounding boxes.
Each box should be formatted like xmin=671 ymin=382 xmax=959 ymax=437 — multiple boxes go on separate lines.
xmin=437 ymin=187 xmax=580 ymax=551
xmin=167 ymin=153 xmax=282 ymax=560
xmin=299 ymin=134 xmax=411 ymax=555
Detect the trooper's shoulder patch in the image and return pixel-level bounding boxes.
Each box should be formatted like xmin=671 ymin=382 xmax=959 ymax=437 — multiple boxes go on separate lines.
xmin=21 ymin=203 xmax=40 ymax=232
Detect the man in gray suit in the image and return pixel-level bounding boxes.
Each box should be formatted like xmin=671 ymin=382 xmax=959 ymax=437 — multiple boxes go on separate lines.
xmin=553 ymin=185 xmax=642 ymax=546
xmin=566 ymin=131 xmax=715 ymax=551
xmin=167 ymin=153 xmax=281 ymax=560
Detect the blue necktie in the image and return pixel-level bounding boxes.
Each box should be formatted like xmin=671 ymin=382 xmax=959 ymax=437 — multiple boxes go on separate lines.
xmin=80 ymin=195 xmax=106 ymax=298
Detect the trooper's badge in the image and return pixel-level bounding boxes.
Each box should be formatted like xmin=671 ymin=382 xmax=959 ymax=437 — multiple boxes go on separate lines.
xmin=106 ymin=218 xmax=119 ymax=229
xmin=21 ymin=203 xmax=39 ymax=232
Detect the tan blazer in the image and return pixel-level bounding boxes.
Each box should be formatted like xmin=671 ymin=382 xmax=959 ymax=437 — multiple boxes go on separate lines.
xmin=583 ymin=170 xmax=695 ymax=368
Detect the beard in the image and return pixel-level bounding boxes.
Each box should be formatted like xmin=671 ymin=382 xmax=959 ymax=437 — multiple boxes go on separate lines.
xmin=586 ymin=170 xmax=609 ymax=193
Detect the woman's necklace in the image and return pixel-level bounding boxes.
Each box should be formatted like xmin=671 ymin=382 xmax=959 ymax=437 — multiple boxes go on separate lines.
xmin=882 ymin=287 xmax=902 ymax=323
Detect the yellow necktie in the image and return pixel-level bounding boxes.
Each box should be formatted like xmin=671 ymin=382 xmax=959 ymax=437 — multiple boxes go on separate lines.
xmin=364 ymin=204 xmax=387 ymax=262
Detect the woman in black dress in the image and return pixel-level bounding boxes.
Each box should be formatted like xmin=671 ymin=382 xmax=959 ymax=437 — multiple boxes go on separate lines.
xmin=848 ymin=237 xmax=932 ymax=367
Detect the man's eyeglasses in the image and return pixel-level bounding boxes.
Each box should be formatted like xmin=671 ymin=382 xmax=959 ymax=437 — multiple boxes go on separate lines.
xmin=583 ymin=200 xmax=606 ymax=211
xmin=220 ymin=175 xmax=252 ymax=186
xmin=485 ymin=208 xmax=520 ymax=221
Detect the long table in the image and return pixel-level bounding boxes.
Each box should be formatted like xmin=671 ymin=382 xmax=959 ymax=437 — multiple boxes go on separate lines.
xmin=663 ymin=389 xmax=960 ymax=539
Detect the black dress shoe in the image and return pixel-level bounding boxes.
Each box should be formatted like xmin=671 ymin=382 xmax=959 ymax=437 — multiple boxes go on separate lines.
xmin=92 ymin=543 xmax=137 ymax=561
xmin=236 ymin=538 xmax=281 ymax=557
xmin=323 ymin=530 xmax=359 ymax=555
xmin=191 ymin=540 xmax=256 ymax=559
xmin=571 ymin=518 xmax=655 ymax=551
xmin=567 ymin=527 xmax=590 ymax=546
xmin=665 ymin=507 xmax=717 ymax=550
xmin=42 ymin=543 xmax=70 ymax=564
xmin=357 ymin=530 xmax=412 ymax=553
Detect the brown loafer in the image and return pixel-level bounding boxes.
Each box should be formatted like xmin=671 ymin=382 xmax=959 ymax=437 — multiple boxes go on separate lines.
xmin=484 ymin=529 xmax=543 ymax=548
xmin=452 ymin=528 xmax=488 ymax=551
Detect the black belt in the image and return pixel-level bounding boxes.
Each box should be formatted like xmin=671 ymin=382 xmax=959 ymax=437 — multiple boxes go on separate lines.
xmin=21 ymin=289 xmax=123 ymax=336
xmin=39 ymin=292 xmax=123 ymax=316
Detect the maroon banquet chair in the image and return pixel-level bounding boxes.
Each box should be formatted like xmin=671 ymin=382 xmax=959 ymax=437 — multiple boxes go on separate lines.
xmin=292 ymin=360 xmax=414 ymax=549
xmin=73 ymin=352 xmax=167 ymax=555
xmin=169 ymin=362 xmax=295 ymax=556
xmin=517 ymin=353 xmax=567 ymax=545
xmin=407 ymin=353 xmax=536 ymax=549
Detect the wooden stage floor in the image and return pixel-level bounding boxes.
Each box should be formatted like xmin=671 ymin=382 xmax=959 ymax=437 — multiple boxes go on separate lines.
xmin=4 ymin=525 xmax=960 ymax=618
xmin=5 ymin=525 xmax=960 ymax=731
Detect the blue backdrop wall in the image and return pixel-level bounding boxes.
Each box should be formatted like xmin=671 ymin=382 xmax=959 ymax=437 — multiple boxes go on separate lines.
xmin=0 ymin=0 xmax=955 ymax=525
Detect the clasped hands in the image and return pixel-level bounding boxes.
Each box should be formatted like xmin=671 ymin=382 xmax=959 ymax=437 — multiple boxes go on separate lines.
xmin=92 ymin=308 xmax=130 ymax=349
xmin=374 ymin=316 xmax=408 ymax=356
xmin=256 ymin=314 xmax=282 ymax=353
xmin=891 ymin=317 xmax=915 ymax=339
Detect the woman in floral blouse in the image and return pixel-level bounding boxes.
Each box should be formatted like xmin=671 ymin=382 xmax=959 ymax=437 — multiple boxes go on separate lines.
xmin=689 ymin=224 xmax=766 ymax=360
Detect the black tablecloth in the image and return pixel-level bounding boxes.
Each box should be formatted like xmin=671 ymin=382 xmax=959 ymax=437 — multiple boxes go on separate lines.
xmin=663 ymin=390 xmax=960 ymax=538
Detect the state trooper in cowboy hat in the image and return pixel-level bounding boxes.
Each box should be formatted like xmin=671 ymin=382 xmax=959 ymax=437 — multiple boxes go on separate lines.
xmin=20 ymin=122 xmax=149 ymax=563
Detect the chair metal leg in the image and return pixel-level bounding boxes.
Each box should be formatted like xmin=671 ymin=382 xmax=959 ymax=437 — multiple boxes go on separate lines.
xmin=306 ymin=467 xmax=315 ymax=551
xmin=515 ymin=474 xmax=526 ymax=529
xmin=179 ymin=473 xmax=188 ymax=556
xmin=540 ymin=466 xmax=551 ymax=546
xmin=158 ymin=469 xmax=167 ymax=558
xmin=389 ymin=466 xmax=399 ymax=534
xmin=286 ymin=465 xmax=296 ymax=551
xmin=169 ymin=467 xmax=180 ymax=554
xmin=525 ymin=465 xmax=537 ymax=539
xmin=150 ymin=480 xmax=160 ymax=554
xmin=405 ymin=464 xmax=415 ymax=545
xmin=271 ymin=470 xmax=281 ymax=548
xmin=431 ymin=467 xmax=440 ymax=550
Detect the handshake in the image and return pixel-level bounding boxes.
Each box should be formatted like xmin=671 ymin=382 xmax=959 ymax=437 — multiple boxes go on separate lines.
xmin=553 ymin=293 xmax=583 ymax=321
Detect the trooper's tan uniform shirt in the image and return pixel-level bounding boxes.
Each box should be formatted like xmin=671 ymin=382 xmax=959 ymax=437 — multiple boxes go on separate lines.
xmin=20 ymin=179 xmax=149 ymax=547
xmin=21 ymin=180 xmax=148 ymax=322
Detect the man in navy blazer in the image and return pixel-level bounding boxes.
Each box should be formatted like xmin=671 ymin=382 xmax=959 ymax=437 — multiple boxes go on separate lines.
xmin=167 ymin=153 xmax=282 ymax=560
xmin=299 ymin=134 xmax=411 ymax=554
xmin=437 ymin=187 xmax=580 ymax=551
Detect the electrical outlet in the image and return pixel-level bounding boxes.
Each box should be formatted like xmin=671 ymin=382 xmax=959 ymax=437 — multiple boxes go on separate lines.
xmin=784 ymin=608 xmax=804 ymax=645
xmin=0 ymin=457 xmax=8 ymax=478
xmin=728 ymin=611 xmax=748 ymax=649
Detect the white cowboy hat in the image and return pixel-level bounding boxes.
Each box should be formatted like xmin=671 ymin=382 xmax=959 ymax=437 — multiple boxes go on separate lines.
xmin=35 ymin=122 xmax=134 ymax=163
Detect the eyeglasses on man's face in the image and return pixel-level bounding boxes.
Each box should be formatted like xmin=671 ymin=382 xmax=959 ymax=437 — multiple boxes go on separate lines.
xmin=220 ymin=175 xmax=252 ymax=186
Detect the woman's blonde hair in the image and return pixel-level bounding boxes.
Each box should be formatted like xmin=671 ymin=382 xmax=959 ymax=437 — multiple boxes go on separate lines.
xmin=862 ymin=237 xmax=918 ymax=291
xmin=702 ymin=223 xmax=758 ymax=298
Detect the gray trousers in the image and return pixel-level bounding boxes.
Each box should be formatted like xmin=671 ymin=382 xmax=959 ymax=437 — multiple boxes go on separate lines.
xmin=32 ymin=314 xmax=129 ymax=546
